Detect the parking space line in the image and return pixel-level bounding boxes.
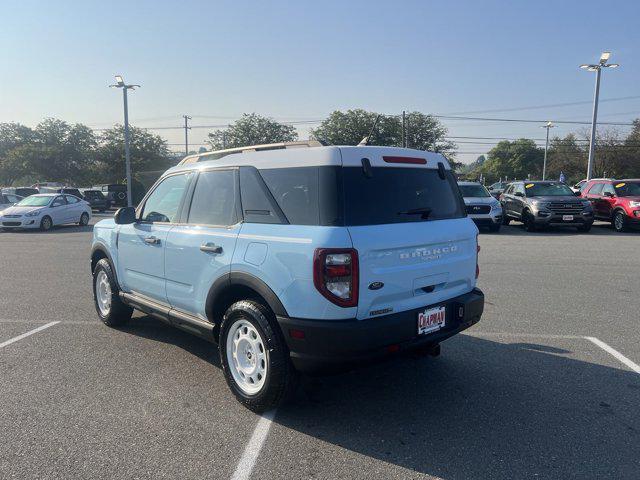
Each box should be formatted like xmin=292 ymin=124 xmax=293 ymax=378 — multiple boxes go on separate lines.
xmin=467 ymin=332 xmax=583 ymax=339
xmin=585 ymin=336 xmax=640 ymax=375
xmin=0 ymin=321 xmax=59 ymax=349
xmin=230 ymin=409 xmax=277 ymax=480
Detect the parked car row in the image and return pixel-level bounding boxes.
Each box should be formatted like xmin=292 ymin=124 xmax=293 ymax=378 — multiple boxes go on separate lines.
xmin=0 ymin=193 xmax=92 ymax=231
xmin=1 ymin=185 xmax=118 ymax=214
xmin=463 ymin=178 xmax=640 ymax=234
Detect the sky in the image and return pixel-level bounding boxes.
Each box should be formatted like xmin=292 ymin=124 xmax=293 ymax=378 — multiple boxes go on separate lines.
xmin=1 ymin=0 xmax=639 ymax=164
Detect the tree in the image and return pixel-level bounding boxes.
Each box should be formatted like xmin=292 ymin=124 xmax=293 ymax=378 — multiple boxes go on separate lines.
xmin=95 ymin=125 xmax=172 ymax=185
xmin=404 ymin=111 xmax=456 ymax=155
xmin=546 ymin=134 xmax=586 ymax=182
xmin=207 ymin=113 xmax=298 ymax=150
xmin=310 ymin=109 xmax=399 ymax=146
xmin=481 ymin=139 xmax=543 ymax=181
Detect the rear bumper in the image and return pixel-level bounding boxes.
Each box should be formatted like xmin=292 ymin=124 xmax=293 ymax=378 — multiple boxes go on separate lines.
xmin=277 ymin=288 xmax=484 ymax=373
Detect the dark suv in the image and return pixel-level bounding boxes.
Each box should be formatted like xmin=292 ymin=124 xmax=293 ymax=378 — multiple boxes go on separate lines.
xmin=500 ymin=181 xmax=593 ymax=232
xmin=581 ymin=179 xmax=640 ymax=232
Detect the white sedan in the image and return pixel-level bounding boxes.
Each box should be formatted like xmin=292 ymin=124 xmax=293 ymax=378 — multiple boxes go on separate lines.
xmin=0 ymin=193 xmax=92 ymax=231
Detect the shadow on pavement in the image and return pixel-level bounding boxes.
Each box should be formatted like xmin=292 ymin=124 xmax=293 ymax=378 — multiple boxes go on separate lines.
xmin=273 ymin=335 xmax=640 ymax=479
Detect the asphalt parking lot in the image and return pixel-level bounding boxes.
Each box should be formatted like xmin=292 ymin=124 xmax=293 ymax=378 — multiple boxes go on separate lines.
xmin=1 ymin=217 xmax=639 ymax=479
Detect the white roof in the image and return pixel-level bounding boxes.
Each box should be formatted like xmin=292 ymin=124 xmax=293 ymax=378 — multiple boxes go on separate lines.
xmin=168 ymin=145 xmax=450 ymax=174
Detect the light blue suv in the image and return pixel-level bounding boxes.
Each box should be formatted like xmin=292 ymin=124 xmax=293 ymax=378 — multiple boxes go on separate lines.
xmin=90 ymin=142 xmax=484 ymax=411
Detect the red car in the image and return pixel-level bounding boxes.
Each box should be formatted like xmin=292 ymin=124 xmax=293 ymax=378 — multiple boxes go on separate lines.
xmin=581 ymin=179 xmax=640 ymax=232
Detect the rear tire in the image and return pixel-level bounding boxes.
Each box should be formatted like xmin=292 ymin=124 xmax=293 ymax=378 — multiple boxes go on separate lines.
xmin=220 ymin=300 xmax=298 ymax=412
xmin=92 ymin=258 xmax=133 ymax=327
xmin=613 ymin=211 xmax=627 ymax=232
xmin=79 ymin=212 xmax=89 ymax=226
xmin=40 ymin=215 xmax=52 ymax=231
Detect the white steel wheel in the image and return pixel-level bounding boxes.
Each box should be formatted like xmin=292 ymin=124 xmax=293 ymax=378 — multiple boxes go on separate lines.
xmin=226 ymin=319 xmax=268 ymax=395
xmin=95 ymin=270 xmax=112 ymax=316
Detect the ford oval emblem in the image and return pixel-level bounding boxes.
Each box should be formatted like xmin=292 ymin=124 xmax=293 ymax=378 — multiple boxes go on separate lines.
xmin=368 ymin=281 xmax=384 ymax=290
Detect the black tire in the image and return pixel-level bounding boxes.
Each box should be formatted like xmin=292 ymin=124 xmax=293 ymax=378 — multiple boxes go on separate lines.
xmin=40 ymin=215 xmax=53 ymax=231
xmin=79 ymin=212 xmax=90 ymax=226
xmin=502 ymin=214 xmax=511 ymax=225
xmin=92 ymin=258 xmax=133 ymax=327
xmin=489 ymin=224 xmax=501 ymax=232
xmin=522 ymin=210 xmax=537 ymax=232
xmin=613 ymin=211 xmax=627 ymax=232
xmin=578 ymin=223 xmax=592 ymax=233
xmin=220 ymin=300 xmax=298 ymax=412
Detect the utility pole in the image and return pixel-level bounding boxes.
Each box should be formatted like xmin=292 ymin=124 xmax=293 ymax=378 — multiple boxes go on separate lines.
xmin=540 ymin=121 xmax=555 ymax=180
xmin=580 ymin=52 xmax=619 ymax=180
xmin=183 ymin=115 xmax=192 ymax=156
xmin=402 ymin=111 xmax=406 ymax=148
xmin=109 ymin=75 xmax=140 ymax=208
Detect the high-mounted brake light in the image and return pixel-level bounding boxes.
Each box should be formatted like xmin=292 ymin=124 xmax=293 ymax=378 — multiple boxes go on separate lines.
xmin=313 ymin=248 xmax=359 ymax=308
xmin=382 ymin=156 xmax=426 ymax=165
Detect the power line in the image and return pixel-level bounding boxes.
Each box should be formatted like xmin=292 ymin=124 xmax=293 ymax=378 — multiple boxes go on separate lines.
xmin=441 ymin=95 xmax=640 ymax=115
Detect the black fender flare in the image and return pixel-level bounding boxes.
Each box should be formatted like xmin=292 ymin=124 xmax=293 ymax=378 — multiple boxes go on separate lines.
xmin=205 ymin=271 xmax=289 ymax=322
xmin=90 ymin=243 xmax=120 ymax=286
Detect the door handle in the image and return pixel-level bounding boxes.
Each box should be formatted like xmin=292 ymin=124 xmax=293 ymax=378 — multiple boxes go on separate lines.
xmin=144 ymin=236 xmax=160 ymax=245
xmin=200 ymin=242 xmax=223 ymax=254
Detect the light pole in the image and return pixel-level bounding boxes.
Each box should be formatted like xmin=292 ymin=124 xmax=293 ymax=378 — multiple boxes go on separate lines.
xmin=540 ymin=121 xmax=555 ymax=180
xmin=109 ymin=75 xmax=140 ymax=207
xmin=580 ymin=52 xmax=619 ymax=180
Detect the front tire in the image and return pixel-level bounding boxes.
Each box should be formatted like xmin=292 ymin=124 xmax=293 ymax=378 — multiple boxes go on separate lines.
xmin=522 ymin=210 xmax=537 ymax=232
xmin=613 ymin=211 xmax=627 ymax=232
xmin=40 ymin=215 xmax=52 ymax=231
xmin=220 ymin=300 xmax=298 ymax=412
xmin=92 ymin=258 xmax=133 ymax=327
xmin=79 ymin=212 xmax=90 ymax=226
xmin=489 ymin=224 xmax=501 ymax=232
xmin=578 ymin=223 xmax=592 ymax=233
xmin=502 ymin=214 xmax=511 ymax=225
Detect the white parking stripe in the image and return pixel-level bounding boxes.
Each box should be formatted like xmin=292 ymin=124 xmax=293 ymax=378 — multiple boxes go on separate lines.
xmin=0 ymin=321 xmax=59 ymax=349
xmin=585 ymin=336 xmax=640 ymax=375
xmin=231 ymin=409 xmax=276 ymax=480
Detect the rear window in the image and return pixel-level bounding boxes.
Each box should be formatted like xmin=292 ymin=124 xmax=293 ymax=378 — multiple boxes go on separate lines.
xmin=342 ymin=167 xmax=465 ymax=226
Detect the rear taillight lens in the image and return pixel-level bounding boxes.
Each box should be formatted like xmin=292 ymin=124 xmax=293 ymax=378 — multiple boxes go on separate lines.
xmin=313 ymin=248 xmax=359 ymax=308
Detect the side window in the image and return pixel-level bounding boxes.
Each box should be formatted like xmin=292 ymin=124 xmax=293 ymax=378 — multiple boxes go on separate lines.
xmin=504 ymin=185 xmax=513 ymax=194
xmin=239 ymin=167 xmax=284 ymax=224
xmin=5 ymin=194 xmax=18 ymax=203
xmin=602 ymin=184 xmax=615 ymax=196
xmin=141 ymin=173 xmax=191 ymax=223
xmin=52 ymin=196 xmax=66 ymax=207
xmin=259 ymin=167 xmax=320 ymax=225
xmin=515 ymin=184 xmax=526 ymax=196
xmin=65 ymin=195 xmax=80 ymax=204
xmin=187 ymin=170 xmax=238 ymax=226
xmin=587 ymin=183 xmax=602 ymax=195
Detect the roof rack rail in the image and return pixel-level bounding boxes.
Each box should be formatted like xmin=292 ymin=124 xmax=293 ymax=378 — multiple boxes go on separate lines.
xmin=178 ymin=140 xmax=324 ymax=166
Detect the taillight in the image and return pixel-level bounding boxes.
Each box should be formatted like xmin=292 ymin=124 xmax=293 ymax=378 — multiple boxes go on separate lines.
xmin=313 ymin=248 xmax=359 ymax=308
xmin=476 ymin=236 xmax=480 ymax=279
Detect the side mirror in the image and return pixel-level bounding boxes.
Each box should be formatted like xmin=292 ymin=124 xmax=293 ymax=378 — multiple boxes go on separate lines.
xmin=114 ymin=206 xmax=136 ymax=225
xmin=574 ymin=190 xmax=582 ymax=196
xmin=603 ymin=191 xmax=614 ymax=198
xmin=514 ymin=192 xmax=524 ymax=197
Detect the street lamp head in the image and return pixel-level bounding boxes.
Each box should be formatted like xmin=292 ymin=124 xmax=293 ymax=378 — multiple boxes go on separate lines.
xmin=600 ymin=51 xmax=611 ymax=64
xmin=114 ymin=75 xmax=125 ymax=86
xmin=605 ymin=63 xmax=620 ymax=69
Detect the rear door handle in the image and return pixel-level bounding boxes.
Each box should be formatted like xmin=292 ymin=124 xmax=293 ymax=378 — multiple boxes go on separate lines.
xmin=144 ymin=236 xmax=160 ymax=245
xmin=200 ymin=242 xmax=223 ymax=254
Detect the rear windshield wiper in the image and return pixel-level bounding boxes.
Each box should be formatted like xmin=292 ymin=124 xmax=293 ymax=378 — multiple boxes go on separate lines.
xmin=397 ymin=207 xmax=432 ymax=219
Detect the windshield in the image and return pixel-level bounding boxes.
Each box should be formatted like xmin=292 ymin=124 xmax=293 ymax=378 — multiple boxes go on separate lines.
xmin=525 ymin=183 xmax=574 ymax=197
xmin=614 ymin=181 xmax=640 ymax=197
xmin=16 ymin=196 xmax=52 ymax=207
xmin=343 ymin=167 xmax=465 ymax=225
xmin=459 ymin=184 xmax=491 ymax=198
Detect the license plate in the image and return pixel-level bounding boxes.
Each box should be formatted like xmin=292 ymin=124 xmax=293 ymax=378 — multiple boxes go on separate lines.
xmin=562 ymin=215 xmax=574 ymax=221
xmin=418 ymin=306 xmax=446 ymax=335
